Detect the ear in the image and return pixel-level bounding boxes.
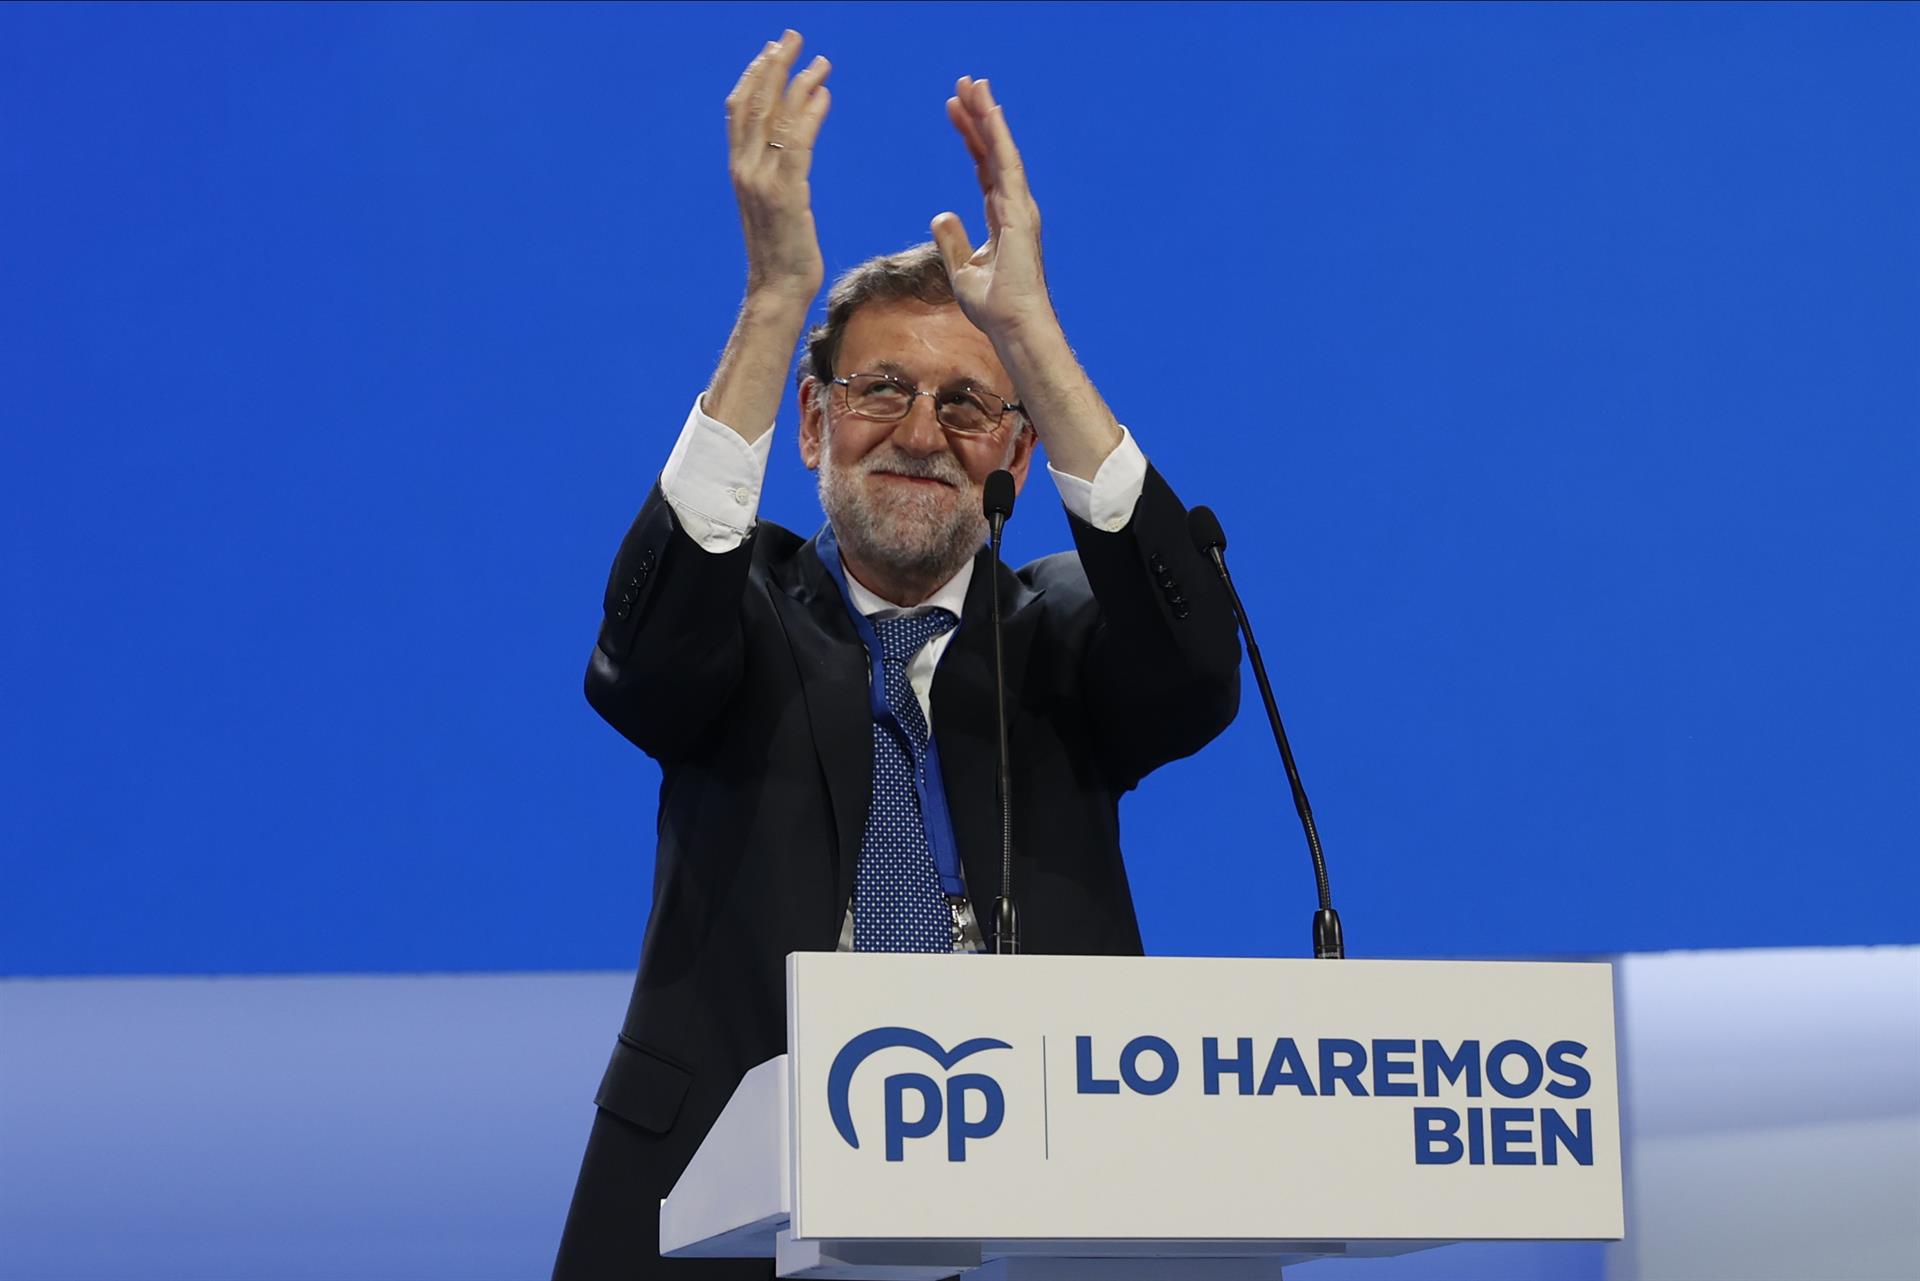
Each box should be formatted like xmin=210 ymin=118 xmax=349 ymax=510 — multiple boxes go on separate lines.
xmin=798 ymin=377 xmax=826 ymax=471
xmin=1005 ymin=421 xmax=1037 ymax=492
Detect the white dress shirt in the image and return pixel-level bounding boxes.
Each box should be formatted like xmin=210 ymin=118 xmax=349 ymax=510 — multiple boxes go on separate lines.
xmin=656 ymin=395 xmax=1150 ymax=949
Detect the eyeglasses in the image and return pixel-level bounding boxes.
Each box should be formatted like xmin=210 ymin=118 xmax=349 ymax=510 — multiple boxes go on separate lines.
xmin=827 ymin=372 xmax=1025 ymax=437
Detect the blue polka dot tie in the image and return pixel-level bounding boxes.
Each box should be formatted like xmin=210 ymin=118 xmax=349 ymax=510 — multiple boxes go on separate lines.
xmin=852 ymin=609 xmax=961 ymax=953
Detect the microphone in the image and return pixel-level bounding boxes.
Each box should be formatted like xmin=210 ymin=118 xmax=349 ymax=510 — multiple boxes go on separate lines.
xmin=984 ymin=470 xmax=1015 ymax=526
xmin=983 ymin=470 xmax=1019 ymax=954
xmin=1187 ymin=506 xmax=1346 ymax=959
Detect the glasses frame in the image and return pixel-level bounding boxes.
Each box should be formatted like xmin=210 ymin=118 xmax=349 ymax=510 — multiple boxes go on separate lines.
xmin=826 ymin=372 xmax=1026 ymax=438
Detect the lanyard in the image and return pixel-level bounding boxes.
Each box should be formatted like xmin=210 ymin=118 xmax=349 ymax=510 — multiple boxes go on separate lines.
xmin=814 ymin=525 xmax=969 ymax=899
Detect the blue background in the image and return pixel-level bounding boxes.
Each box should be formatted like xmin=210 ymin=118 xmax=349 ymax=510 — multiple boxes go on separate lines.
xmin=4 ymin=1 xmax=1915 ymax=976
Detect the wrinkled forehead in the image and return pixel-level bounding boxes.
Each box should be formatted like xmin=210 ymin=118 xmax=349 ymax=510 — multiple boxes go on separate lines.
xmin=836 ymin=299 xmax=1011 ymax=393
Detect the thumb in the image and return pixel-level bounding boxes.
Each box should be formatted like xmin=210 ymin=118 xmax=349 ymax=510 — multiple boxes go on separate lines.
xmin=930 ymin=211 xmax=974 ymax=276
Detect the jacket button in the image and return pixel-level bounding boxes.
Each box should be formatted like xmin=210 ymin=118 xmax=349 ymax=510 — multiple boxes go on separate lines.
xmin=613 ymin=604 xmax=631 ymax=620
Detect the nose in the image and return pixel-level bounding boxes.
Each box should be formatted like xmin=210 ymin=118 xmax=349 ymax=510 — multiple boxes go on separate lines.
xmin=888 ymin=392 xmax=949 ymax=457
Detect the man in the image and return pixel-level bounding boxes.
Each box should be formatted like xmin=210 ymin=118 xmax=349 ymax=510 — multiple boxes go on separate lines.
xmin=553 ymin=31 xmax=1240 ymax=1280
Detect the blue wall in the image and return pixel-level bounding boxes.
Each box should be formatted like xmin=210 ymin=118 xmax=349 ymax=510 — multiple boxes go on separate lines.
xmin=4 ymin=2 xmax=1915 ymax=976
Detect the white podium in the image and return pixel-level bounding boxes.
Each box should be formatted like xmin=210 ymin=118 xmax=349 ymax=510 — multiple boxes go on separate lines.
xmin=663 ymin=953 xmax=1624 ymax=1278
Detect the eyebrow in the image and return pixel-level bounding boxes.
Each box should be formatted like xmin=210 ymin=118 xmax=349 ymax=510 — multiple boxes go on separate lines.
xmin=866 ymin=359 xmax=1005 ymax=398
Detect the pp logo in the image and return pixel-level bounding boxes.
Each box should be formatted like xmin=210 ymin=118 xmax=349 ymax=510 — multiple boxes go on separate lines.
xmin=827 ymin=1027 xmax=1010 ymax=1162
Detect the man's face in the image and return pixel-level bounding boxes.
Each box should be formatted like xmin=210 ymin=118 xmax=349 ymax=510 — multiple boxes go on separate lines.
xmin=800 ymin=299 xmax=1033 ymax=589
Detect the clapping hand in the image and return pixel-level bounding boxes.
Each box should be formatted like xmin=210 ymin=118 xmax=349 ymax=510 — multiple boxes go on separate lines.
xmin=725 ymin=30 xmax=832 ymax=303
xmin=932 ymin=77 xmax=1054 ymax=342
xmin=703 ymin=31 xmax=831 ymax=440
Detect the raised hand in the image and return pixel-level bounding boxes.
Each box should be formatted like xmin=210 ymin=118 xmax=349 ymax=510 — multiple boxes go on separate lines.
xmin=703 ymin=32 xmax=831 ymax=441
xmin=932 ymin=76 xmax=1121 ymax=480
xmin=725 ymin=30 xmax=832 ymax=302
xmin=931 ymin=76 xmax=1052 ymax=341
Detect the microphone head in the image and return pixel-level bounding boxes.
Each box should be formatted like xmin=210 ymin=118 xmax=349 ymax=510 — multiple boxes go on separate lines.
xmin=1187 ymin=504 xmax=1227 ymax=553
xmin=983 ymin=469 xmax=1016 ymax=520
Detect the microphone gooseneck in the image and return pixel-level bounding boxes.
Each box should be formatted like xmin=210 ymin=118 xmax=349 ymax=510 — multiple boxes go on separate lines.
xmin=983 ymin=469 xmax=1019 ymax=954
xmin=1187 ymin=505 xmax=1345 ymax=959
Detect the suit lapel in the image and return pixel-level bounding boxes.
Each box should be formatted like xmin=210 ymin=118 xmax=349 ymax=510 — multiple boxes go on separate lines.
xmin=769 ymin=537 xmax=874 ymax=936
xmin=932 ymin=549 xmax=1045 ymax=923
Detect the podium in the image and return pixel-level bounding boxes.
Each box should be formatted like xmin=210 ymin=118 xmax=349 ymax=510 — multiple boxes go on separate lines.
xmin=663 ymin=953 xmax=1624 ymax=1278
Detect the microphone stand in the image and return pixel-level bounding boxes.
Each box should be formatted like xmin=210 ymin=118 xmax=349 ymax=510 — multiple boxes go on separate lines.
xmin=984 ymin=470 xmax=1019 ymax=954
xmin=1189 ymin=506 xmax=1345 ymax=959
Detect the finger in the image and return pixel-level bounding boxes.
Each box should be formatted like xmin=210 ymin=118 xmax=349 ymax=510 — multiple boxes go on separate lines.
xmin=789 ymin=83 xmax=832 ymax=153
xmin=929 ymin=211 xmax=975 ymax=277
xmin=726 ymin=39 xmax=776 ymax=106
xmin=773 ymin=56 xmax=830 ymax=153
xmin=781 ymin=54 xmax=831 ymax=127
xmin=750 ymin=32 xmax=805 ymax=143
xmin=725 ymin=40 xmax=779 ymax=152
xmin=952 ymin=77 xmax=1002 ymax=176
xmin=966 ymin=77 xmax=1031 ymax=199
xmin=946 ymin=96 xmax=989 ymax=173
xmin=741 ymin=32 xmax=803 ymax=146
xmin=727 ymin=38 xmax=786 ymax=150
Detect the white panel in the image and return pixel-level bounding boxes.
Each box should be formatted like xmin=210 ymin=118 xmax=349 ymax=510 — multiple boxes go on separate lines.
xmin=1611 ymin=946 xmax=1920 ymax=1281
xmin=1624 ymin=1116 xmax=1920 ymax=1281
xmin=0 ymin=972 xmax=633 ymax=1281
xmin=661 ymin=1055 xmax=791 ymax=1256
xmin=785 ymin=954 xmax=1622 ymax=1245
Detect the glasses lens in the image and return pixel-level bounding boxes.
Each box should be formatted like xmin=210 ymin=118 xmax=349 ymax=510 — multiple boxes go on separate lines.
xmin=936 ymin=391 xmax=996 ymax=435
xmin=845 ymin=374 xmax=912 ymax=419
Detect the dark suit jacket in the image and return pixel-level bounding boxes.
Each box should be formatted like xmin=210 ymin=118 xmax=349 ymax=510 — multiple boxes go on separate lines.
xmin=553 ymin=465 xmax=1239 ymax=1280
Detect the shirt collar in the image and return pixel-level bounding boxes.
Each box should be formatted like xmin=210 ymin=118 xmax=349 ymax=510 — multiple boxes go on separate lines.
xmin=838 ymin=551 xmax=975 ymax=622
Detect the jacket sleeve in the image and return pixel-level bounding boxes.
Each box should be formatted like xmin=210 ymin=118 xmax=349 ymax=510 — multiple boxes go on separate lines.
xmin=585 ymin=482 xmax=755 ymax=761
xmin=1067 ymin=463 xmax=1243 ymax=789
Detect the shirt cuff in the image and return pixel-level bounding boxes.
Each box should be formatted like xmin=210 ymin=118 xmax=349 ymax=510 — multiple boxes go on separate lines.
xmin=1048 ymin=426 xmax=1148 ymax=532
xmin=660 ymin=395 xmax=775 ymax=552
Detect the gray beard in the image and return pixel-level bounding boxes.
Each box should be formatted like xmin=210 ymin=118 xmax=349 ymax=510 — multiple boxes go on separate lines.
xmin=817 ymin=444 xmax=990 ymax=595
